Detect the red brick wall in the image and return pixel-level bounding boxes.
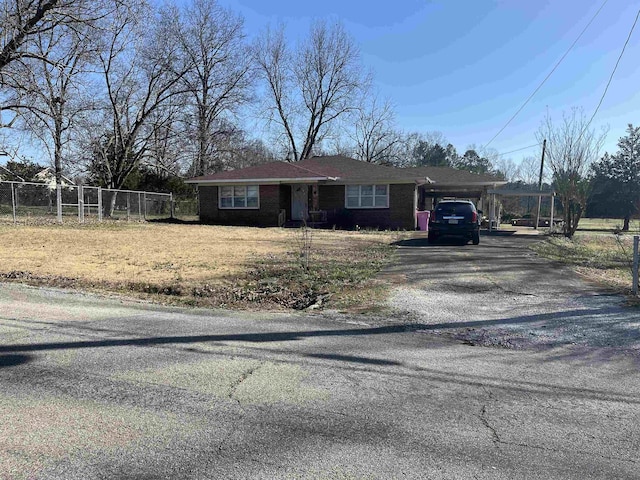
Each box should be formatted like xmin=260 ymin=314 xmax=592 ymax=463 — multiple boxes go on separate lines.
xmin=198 ymin=183 xmax=416 ymax=229
xmin=319 ymin=183 xmax=416 ymax=230
xmin=198 ymin=185 xmax=284 ymax=227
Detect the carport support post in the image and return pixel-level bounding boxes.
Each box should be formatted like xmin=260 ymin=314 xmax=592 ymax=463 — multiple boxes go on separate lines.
xmin=489 ymin=193 xmax=496 ymax=232
xmin=633 ymin=236 xmax=639 ymax=295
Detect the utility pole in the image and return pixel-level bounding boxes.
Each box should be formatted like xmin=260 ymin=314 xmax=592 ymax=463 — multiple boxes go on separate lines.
xmin=534 ymin=139 xmax=546 ymax=230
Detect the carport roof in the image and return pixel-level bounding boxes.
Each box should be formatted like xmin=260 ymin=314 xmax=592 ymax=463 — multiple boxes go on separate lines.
xmin=406 ymin=166 xmax=507 ymax=186
xmin=488 ymin=188 xmax=556 ymax=197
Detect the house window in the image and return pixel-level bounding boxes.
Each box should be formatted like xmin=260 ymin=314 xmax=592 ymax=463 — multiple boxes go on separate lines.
xmin=345 ymin=184 xmax=389 ymax=208
xmin=219 ymin=185 xmax=259 ymax=209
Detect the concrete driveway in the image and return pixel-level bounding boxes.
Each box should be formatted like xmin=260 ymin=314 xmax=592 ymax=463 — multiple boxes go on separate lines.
xmin=0 ymin=233 xmax=639 ymax=479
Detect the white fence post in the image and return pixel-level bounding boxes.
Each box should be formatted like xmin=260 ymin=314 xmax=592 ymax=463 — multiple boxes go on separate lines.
xmin=56 ymin=185 xmax=62 ymax=223
xmin=77 ymin=185 xmax=84 ymax=223
xmin=633 ymin=235 xmax=639 ymax=296
xmin=10 ymin=182 xmax=17 ymax=224
xmin=97 ymin=187 xmax=103 ymax=222
xmin=143 ymin=192 xmax=147 ymax=220
xmin=138 ymin=192 xmax=142 ymax=220
xmin=126 ymin=192 xmax=130 ymax=222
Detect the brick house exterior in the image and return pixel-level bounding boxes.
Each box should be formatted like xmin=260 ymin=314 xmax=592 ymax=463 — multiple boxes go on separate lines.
xmin=198 ymin=185 xmax=288 ymax=227
xmin=186 ymin=156 xmax=505 ymax=230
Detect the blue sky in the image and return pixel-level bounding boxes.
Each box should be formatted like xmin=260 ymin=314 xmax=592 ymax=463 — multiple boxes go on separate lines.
xmin=224 ymin=0 xmax=640 ymax=163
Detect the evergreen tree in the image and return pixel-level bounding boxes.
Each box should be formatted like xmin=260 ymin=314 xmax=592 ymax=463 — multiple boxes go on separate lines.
xmin=589 ymin=124 xmax=640 ymax=231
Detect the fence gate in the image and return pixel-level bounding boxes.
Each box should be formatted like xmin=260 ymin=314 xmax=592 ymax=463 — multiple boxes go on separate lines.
xmin=56 ymin=185 xmax=103 ymax=223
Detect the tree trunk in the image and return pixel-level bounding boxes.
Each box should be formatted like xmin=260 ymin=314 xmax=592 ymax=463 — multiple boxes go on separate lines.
xmin=108 ymin=191 xmax=118 ymax=218
xmin=54 ymin=116 xmax=63 ymax=186
xmin=102 ymin=189 xmax=119 ymax=218
xmin=623 ymin=216 xmax=630 ymax=231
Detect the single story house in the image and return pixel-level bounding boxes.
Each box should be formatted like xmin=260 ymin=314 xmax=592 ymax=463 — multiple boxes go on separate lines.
xmin=33 ymin=167 xmax=76 ymax=188
xmin=186 ymin=155 xmax=506 ymax=230
xmin=0 ymin=165 xmax=75 ymax=186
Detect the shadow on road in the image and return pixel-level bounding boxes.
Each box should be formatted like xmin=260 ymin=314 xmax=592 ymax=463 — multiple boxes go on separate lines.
xmin=393 ymin=237 xmax=470 ymax=247
xmin=305 ymin=353 xmax=402 ymax=366
xmin=0 ymin=354 xmax=34 ymax=368
xmin=3 ymin=314 xmax=639 ymax=405
xmin=2 ymin=303 xmax=637 ymax=354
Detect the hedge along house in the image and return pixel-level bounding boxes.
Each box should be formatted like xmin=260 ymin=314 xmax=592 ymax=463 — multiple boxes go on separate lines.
xmin=186 ymin=155 xmax=507 ymax=229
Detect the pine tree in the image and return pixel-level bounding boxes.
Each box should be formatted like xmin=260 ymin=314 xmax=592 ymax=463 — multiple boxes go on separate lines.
xmin=590 ymin=124 xmax=640 ymax=231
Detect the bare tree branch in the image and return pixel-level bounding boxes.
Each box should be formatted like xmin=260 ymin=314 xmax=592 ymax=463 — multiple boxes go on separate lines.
xmin=352 ymin=95 xmax=401 ymax=164
xmin=536 ymin=107 xmax=607 ymax=237
xmin=176 ymin=0 xmax=253 ymax=176
xmin=255 ymin=20 xmax=367 ymax=161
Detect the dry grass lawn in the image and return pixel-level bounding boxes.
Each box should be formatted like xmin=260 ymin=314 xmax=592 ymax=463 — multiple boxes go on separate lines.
xmin=0 ymin=223 xmax=403 ymax=310
xmin=577 ymin=217 xmax=640 ymax=231
xmin=531 ymin=233 xmax=638 ymax=296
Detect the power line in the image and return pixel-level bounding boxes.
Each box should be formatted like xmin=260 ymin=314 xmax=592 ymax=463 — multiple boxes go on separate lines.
xmin=483 ymin=0 xmax=610 ymax=150
xmin=494 ymin=143 xmax=541 ymax=157
xmin=581 ymin=8 xmax=640 ymax=137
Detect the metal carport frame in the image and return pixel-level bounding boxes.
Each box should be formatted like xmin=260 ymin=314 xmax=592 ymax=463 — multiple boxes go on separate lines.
xmin=488 ymin=189 xmax=557 ymax=231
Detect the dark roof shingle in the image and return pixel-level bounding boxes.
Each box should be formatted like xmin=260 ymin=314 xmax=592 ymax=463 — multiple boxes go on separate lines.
xmin=187 ymin=155 xmax=506 ymax=186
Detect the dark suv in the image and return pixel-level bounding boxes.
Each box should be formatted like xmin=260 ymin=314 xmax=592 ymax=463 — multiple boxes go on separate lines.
xmin=428 ymin=199 xmax=480 ymax=245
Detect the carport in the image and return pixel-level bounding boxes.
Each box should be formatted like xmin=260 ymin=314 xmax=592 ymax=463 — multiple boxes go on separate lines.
xmin=488 ymin=188 xmax=557 ymax=230
xmin=418 ymin=183 xmax=507 ymax=230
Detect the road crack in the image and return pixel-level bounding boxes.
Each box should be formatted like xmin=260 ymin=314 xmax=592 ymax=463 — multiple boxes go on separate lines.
xmin=227 ymin=364 xmax=261 ymax=401
xmin=478 ymin=401 xmax=637 ymax=465
xmin=480 ymin=405 xmax=501 ymax=448
xmin=497 ymin=441 xmax=638 ymax=464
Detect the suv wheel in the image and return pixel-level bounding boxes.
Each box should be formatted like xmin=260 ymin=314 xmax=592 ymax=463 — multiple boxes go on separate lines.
xmin=428 ymin=231 xmax=437 ymax=243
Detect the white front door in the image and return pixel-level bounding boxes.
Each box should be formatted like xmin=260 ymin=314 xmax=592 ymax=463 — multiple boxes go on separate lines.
xmin=291 ymin=185 xmax=308 ymax=221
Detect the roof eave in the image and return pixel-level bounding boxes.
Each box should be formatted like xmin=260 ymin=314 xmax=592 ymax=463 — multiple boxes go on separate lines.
xmin=185 ymin=176 xmax=336 ymax=185
xmin=424 ymin=181 xmax=507 ymax=187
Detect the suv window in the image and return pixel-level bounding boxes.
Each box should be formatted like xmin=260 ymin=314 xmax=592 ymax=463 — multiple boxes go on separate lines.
xmin=434 ymin=202 xmax=475 ymax=217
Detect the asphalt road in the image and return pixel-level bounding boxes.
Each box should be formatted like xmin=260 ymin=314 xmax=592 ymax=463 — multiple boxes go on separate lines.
xmin=1 ymin=233 xmax=639 ymax=479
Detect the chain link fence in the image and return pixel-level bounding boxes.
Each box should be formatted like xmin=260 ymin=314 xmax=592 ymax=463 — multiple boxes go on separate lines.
xmin=0 ymin=181 xmax=194 ymax=225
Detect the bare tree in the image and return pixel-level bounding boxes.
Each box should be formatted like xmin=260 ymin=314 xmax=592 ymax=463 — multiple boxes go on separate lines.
xmin=215 ymin=129 xmax=277 ymax=171
xmin=536 ymin=108 xmax=606 ymax=238
xmin=84 ymin=1 xmax=189 ymax=206
xmin=255 ymin=20 xmax=368 ymax=161
xmin=0 ymin=0 xmax=105 ymax=137
xmin=352 ymin=95 xmax=401 ymax=164
xmin=144 ymin=99 xmax=190 ymax=178
xmin=493 ymin=157 xmax=519 ymax=182
xmin=177 ymin=0 xmax=253 ymax=176
xmin=0 ymin=0 xmax=65 ymax=72
xmin=517 ymin=155 xmax=540 ymax=185
xmin=3 ymin=19 xmax=93 ymax=183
